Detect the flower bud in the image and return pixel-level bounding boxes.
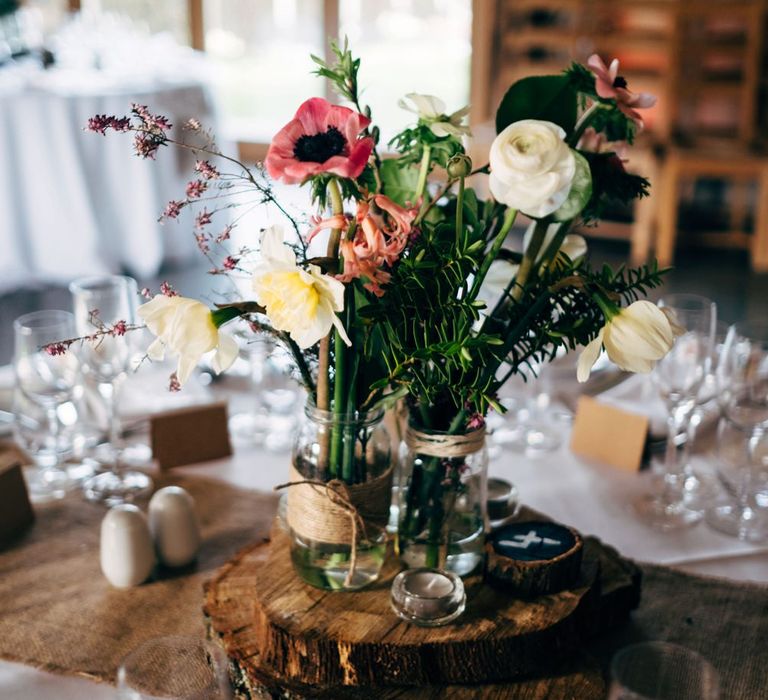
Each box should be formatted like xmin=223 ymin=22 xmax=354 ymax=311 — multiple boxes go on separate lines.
xmin=447 ymin=153 xmax=472 ymax=179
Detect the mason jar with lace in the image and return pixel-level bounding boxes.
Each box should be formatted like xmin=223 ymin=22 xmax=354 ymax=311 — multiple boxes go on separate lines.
xmin=397 ymin=423 xmax=488 ymax=576
xmin=285 ymin=402 xmax=392 ymax=591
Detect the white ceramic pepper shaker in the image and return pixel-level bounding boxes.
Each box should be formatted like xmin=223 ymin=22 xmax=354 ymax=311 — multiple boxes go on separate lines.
xmin=148 ymin=486 xmax=201 ymax=567
xmin=100 ymin=504 xmax=156 ymax=588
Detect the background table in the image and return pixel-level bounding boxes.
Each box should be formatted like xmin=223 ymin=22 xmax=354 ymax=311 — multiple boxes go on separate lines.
xmin=0 ymin=32 xmax=218 ymax=292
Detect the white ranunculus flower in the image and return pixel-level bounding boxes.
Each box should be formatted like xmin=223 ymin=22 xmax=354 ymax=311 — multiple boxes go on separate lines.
xmin=522 ymin=221 xmax=587 ymax=263
xmin=489 ymin=119 xmax=577 ymax=218
xmin=398 ymin=93 xmax=471 ymax=138
xmin=577 ymin=300 xmax=679 ymax=382
xmin=252 ymin=226 xmax=351 ymax=349
xmin=138 ymin=295 xmax=239 ymax=385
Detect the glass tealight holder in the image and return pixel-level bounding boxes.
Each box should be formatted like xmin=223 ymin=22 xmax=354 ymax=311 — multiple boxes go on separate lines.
xmin=390 ymin=567 xmax=466 ymax=627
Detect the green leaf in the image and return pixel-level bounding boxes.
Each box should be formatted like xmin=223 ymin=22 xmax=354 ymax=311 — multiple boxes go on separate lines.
xmin=379 ymin=158 xmax=420 ymax=206
xmin=552 ymin=150 xmax=592 ymax=222
xmin=495 ymin=75 xmax=577 ymax=134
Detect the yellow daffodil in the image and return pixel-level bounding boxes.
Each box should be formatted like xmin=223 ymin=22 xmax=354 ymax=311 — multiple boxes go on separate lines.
xmin=138 ymin=295 xmax=239 ymax=385
xmin=577 ymin=300 xmax=679 ymax=382
xmin=252 ymin=226 xmax=351 ymax=349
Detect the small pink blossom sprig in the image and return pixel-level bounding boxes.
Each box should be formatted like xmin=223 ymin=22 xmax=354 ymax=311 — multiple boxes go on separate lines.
xmin=43 ymin=312 xmax=142 ymax=356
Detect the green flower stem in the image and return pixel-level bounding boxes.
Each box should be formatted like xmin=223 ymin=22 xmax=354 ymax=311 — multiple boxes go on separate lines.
xmin=317 ymin=178 xmax=345 ymax=474
xmin=538 ymin=221 xmax=569 ymax=268
xmin=414 ymin=145 xmax=432 ymax=213
xmin=455 ymin=175 xmax=465 ymax=246
xmin=329 ymin=326 xmax=347 ymax=474
xmin=567 ymin=101 xmax=607 ymax=147
xmin=468 ymin=207 xmax=517 ymax=301
xmin=511 ymin=217 xmax=550 ymax=302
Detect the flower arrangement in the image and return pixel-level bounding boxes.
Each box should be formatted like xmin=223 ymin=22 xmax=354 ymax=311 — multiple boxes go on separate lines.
xmin=81 ymin=41 xmax=674 ymax=586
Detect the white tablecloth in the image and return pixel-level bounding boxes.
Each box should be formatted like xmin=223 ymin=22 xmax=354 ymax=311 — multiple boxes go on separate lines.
xmin=0 ymin=61 xmax=217 ymax=292
xmin=1 ymin=369 xmax=767 ymax=698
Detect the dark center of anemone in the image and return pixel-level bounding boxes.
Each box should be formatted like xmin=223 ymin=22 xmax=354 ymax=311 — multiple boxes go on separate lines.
xmin=613 ymin=76 xmax=628 ymax=89
xmin=293 ymin=126 xmax=347 ymax=163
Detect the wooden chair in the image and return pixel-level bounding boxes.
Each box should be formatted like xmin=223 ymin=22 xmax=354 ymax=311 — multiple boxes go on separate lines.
xmin=653 ymin=0 xmax=768 ymax=270
xmin=655 ymin=150 xmax=768 ymax=270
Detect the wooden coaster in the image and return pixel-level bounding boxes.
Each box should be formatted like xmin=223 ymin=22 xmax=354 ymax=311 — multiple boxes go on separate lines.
xmin=486 ymin=521 xmax=583 ymax=596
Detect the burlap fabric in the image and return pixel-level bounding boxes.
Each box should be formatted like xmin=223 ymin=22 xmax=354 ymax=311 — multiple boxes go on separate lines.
xmin=0 ymin=466 xmax=767 ymax=698
xmin=591 ymin=564 xmax=768 ymax=699
xmin=0 ymin=470 xmax=277 ymax=684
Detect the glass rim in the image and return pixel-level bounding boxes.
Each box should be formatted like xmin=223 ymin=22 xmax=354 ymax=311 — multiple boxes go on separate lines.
xmin=394 ymin=568 xmax=460 ymax=600
xmin=610 ymin=641 xmax=719 ymax=696
xmin=13 ymin=309 xmax=74 ymax=334
xmin=117 ymin=634 xmax=229 ymax=699
xmin=303 ymin=400 xmax=384 ymax=426
xmin=657 ymin=293 xmax=716 ymax=311
xmin=68 ymin=274 xmax=137 ymax=296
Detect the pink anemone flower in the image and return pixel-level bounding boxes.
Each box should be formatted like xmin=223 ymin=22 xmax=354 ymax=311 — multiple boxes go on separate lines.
xmin=586 ymin=55 xmax=657 ymax=128
xmin=265 ymin=97 xmax=374 ymax=184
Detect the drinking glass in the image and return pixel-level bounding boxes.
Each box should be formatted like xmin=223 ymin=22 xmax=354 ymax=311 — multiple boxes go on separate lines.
xmin=228 ymin=335 xmax=301 ymax=452
xmin=69 ymin=275 xmax=152 ymax=504
xmin=609 ymin=641 xmax=719 ymax=699
xmin=117 ymin=636 xmax=232 ymax=699
xmin=706 ymin=322 xmax=768 ymax=541
xmin=637 ymin=294 xmax=716 ymax=530
xmin=13 ymin=310 xmax=79 ymax=501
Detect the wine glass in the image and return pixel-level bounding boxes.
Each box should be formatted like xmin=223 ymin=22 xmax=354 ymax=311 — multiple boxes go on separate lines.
xmin=609 ymin=642 xmax=719 ymax=699
xmin=637 ymin=294 xmax=716 ymax=530
xmin=117 ymin=636 xmax=232 ymax=699
xmin=706 ymin=322 xmax=768 ymax=541
xmin=69 ymin=275 xmax=152 ymax=504
xmin=13 ymin=310 xmax=79 ymax=502
xmin=229 ymin=335 xmax=301 ymax=452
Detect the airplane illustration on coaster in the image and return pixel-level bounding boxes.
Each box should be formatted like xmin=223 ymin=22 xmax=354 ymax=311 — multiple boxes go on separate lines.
xmin=498 ymin=529 xmax=562 ymax=549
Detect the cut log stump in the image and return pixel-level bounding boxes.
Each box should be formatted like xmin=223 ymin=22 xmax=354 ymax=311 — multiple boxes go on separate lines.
xmin=203 ymin=519 xmax=640 ymax=699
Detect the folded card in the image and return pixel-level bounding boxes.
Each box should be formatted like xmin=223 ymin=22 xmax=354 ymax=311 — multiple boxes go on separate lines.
xmin=570 ymin=396 xmax=649 ymax=472
xmin=150 ymin=402 xmax=232 ymax=470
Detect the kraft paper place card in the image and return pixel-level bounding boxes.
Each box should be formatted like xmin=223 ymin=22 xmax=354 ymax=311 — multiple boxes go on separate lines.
xmin=570 ymin=396 xmax=649 ymax=473
xmin=0 ymin=447 xmax=35 ymax=547
xmin=150 ymin=402 xmax=232 ymax=470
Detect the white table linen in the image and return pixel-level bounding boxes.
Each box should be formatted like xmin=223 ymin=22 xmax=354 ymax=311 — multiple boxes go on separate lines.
xmin=0 ymin=55 xmax=217 ymax=292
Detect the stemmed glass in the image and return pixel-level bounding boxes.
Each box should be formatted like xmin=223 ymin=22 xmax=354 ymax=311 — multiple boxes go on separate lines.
xmin=706 ymin=323 xmax=768 ymax=541
xmin=69 ymin=275 xmax=152 ymax=504
xmin=117 ymin=636 xmax=232 ymax=699
xmin=637 ymin=294 xmax=716 ymax=530
xmin=609 ymin=642 xmax=720 ymax=699
xmin=13 ymin=310 xmax=80 ymax=502
xmin=229 ymin=335 xmax=301 ymax=452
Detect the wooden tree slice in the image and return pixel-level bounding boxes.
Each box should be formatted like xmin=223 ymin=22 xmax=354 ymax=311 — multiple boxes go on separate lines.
xmin=204 ymin=523 xmax=629 ymax=692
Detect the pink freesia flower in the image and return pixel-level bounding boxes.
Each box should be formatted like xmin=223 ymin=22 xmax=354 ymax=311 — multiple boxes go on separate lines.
xmin=265 ymin=97 xmax=374 ymax=185
xmin=586 ymin=55 xmax=657 ymax=128
xmin=309 ymin=194 xmax=417 ymax=296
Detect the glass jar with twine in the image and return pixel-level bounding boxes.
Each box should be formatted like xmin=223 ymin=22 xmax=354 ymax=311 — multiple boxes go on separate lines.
xmin=397 ymin=423 xmax=488 ymax=575
xmin=278 ymin=402 xmax=392 ymax=590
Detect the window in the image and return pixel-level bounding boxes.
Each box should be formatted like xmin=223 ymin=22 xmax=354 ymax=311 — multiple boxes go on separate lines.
xmin=44 ymin=0 xmax=473 ymax=145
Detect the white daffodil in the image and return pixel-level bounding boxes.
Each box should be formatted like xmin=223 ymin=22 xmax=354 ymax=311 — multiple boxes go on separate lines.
xmin=398 ymin=93 xmax=471 ymax=138
xmin=577 ymin=300 xmax=679 ymax=382
xmin=252 ymin=226 xmax=351 ymax=349
xmin=137 ymin=295 xmax=239 ymax=385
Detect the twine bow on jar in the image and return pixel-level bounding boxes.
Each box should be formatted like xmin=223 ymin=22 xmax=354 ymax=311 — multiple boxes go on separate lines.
xmin=275 ymin=464 xmax=393 ymax=587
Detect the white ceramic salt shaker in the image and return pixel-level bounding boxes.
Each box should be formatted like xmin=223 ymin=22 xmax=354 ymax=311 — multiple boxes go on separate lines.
xmin=148 ymin=486 xmax=201 ymax=567
xmin=100 ymin=504 xmax=156 ymax=588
